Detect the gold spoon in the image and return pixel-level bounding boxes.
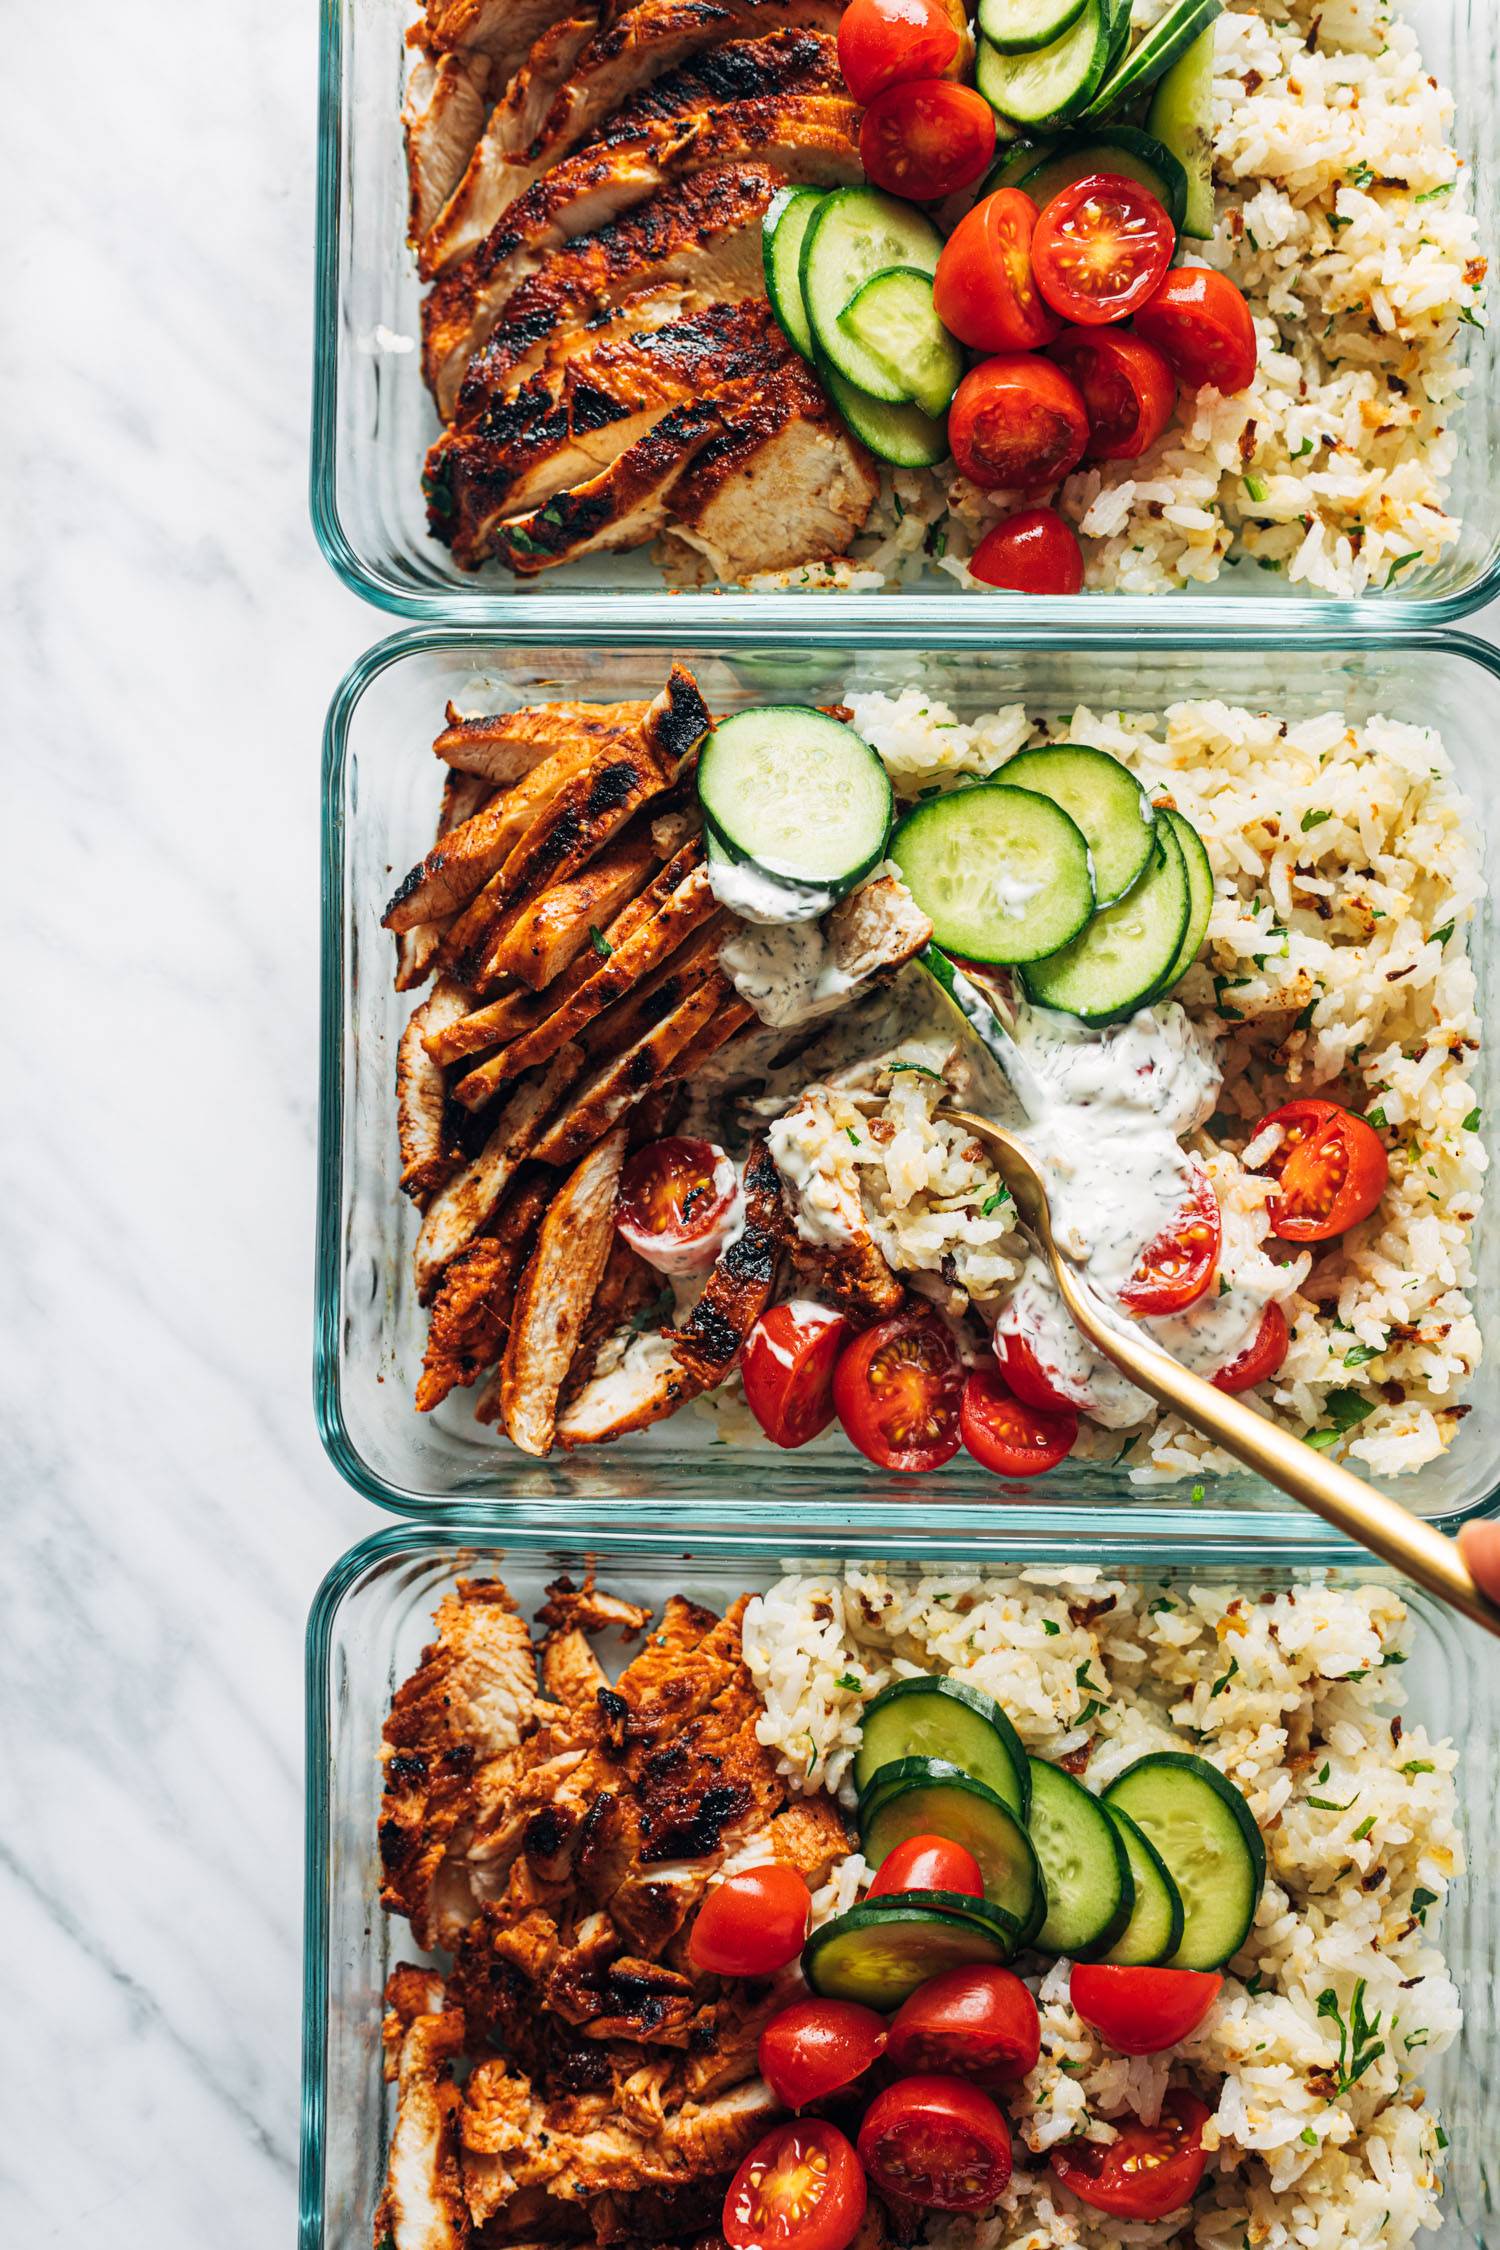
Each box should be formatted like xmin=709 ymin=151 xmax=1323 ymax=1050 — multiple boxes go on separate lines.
xmin=943 ymin=1105 xmax=1500 ymax=1642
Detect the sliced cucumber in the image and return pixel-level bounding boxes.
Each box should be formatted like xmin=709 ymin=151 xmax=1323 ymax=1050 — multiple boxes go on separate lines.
xmin=697 ymin=706 xmax=892 ymax=895
xmin=1103 ymin=1752 xmax=1266 ymax=1970
xmin=818 ymin=358 xmax=951 ymax=468
xmin=890 ymin=785 xmax=1095 ymax=967
xmin=1022 ymin=817 xmax=1189 ymax=1022
xmin=999 ymin=744 xmax=1157 ymax=909
xmin=805 ymin=1900 xmax=1017 ymax=2009
xmin=762 ymin=185 xmax=822 ymax=360
xmin=1016 ymin=127 xmax=1189 ymax=234
xmin=1082 ymin=0 xmax=1223 ymax=123
xmin=1104 ymin=0 xmax=1132 ymax=71
xmin=839 ymin=267 xmax=964 ymax=420
xmin=858 ymin=1754 xmax=970 ymax=1823
xmin=1147 ymin=20 xmax=1218 ymax=238
xmin=977 ymin=0 xmax=1109 ymax=129
xmin=1100 ymin=1803 xmax=1186 ymax=1966
xmin=980 ymin=135 xmax=1057 ymax=195
xmin=861 ymin=1771 xmax=1045 ymax=1941
xmin=864 ymin=1889 xmax=1025 ymax=1954
xmin=802 ymin=189 xmax=945 ymax=402
xmin=1027 ymin=1756 xmax=1134 ymax=1959
xmin=853 ymin=1675 xmax=1030 ymax=1820
xmin=1146 ymin=807 xmax=1213 ymax=999
xmin=978 ymin=0 xmax=1088 ymax=56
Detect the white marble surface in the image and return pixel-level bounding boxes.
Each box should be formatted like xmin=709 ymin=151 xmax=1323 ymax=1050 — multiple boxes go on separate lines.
xmin=4 ymin=6 xmax=1500 ymax=2248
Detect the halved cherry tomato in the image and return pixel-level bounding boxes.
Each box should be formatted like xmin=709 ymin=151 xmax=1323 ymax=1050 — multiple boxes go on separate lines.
xmin=759 ymin=1999 xmax=888 ymax=2111
xmin=1250 ymin=1099 xmax=1389 ymax=1242
xmin=960 ymin=1367 xmax=1077 ymax=1476
xmin=1050 ymin=2090 xmax=1211 ymax=2220
xmin=887 ymin=1966 xmax=1042 ymax=2085
xmin=933 ymin=189 xmax=1063 ymax=353
xmin=860 ymin=79 xmax=995 ymax=202
xmin=1134 ymin=266 xmax=1259 ymax=395
xmin=725 ymin=2119 xmax=868 ymax=2250
xmin=858 ymin=2075 xmax=1014 ymax=2211
xmin=742 ymin=1302 xmax=850 ymax=1450
xmin=837 ymin=0 xmax=960 ymax=103
xmin=690 ymin=1864 xmax=812 ymax=1977
xmin=1049 ymin=330 xmax=1177 ymax=461
xmin=1031 ymin=173 xmax=1176 ymax=326
xmin=832 ymin=1306 xmax=965 ymax=1472
xmin=1070 ymin=1965 xmax=1224 ymax=2056
xmin=949 ymin=356 xmax=1090 ymax=493
xmin=1117 ymin=1170 xmax=1221 ymax=1316
xmin=969 ymin=506 xmax=1084 ymax=594
xmin=994 ymin=1326 xmax=1080 ymax=1415
xmin=617 ymin=1135 xmax=738 ymax=1275
xmin=1213 ymin=1301 xmax=1289 ymax=1394
xmin=867 ymin=1833 xmax=985 ymax=1901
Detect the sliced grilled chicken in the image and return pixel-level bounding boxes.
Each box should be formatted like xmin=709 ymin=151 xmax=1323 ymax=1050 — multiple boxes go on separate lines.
xmin=599 ymin=22 xmax=840 ymax=141
xmin=423 ymin=0 xmax=595 ymax=78
xmin=415 ymin=1170 xmax=551 ymax=1411
xmin=499 ymin=1126 xmax=629 ymax=1456
xmin=666 ymin=1136 xmax=785 ymax=1387
xmin=422 ymin=97 xmax=862 ymax=415
xmin=374 ymin=2007 xmax=469 ymax=2250
xmin=480 ymin=821 xmax=664 ymax=991
xmin=395 ymin=770 xmax=496 ymax=992
xmin=397 ymin=977 xmax=473 ymax=1203
xmin=404 ymin=46 xmax=494 ymax=246
xmin=533 ymin=968 xmax=739 ymax=1168
xmin=414 ymin=1046 xmax=583 ymax=1301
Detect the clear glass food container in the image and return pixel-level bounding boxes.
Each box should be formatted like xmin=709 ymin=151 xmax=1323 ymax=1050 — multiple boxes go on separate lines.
xmin=317 ymin=620 xmax=1500 ymax=1532
xmin=312 ymin=0 xmax=1500 ymax=624
xmin=297 ymin=1517 xmax=1500 ymax=2250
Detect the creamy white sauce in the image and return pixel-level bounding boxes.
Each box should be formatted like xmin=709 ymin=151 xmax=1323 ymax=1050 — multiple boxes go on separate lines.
xmin=767 ymin=1098 xmax=863 ymax=1247
xmin=719 ymin=919 xmax=863 ymax=1030
xmin=621 ymin=1147 xmax=744 ymax=1281
xmin=706 ymin=850 xmax=839 ymax=926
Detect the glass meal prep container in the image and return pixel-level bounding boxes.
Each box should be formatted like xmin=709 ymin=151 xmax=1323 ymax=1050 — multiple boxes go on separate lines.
xmin=297 ymin=1515 xmax=1500 ymax=2250
xmin=311 ymin=0 xmax=1500 ymax=626
xmin=317 ymin=620 xmax=1500 ymax=1533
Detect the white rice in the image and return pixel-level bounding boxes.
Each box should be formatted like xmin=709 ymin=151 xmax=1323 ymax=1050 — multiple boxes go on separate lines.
xmin=743 ymin=1567 xmax=1464 ymax=2250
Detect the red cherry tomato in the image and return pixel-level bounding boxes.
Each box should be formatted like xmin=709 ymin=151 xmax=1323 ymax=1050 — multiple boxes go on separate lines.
xmin=837 ymin=0 xmax=960 ymax=103
xmin=617 ymin=1135 xmax=738 ymax=1275
xmin=1070 ymin=1965 xmax=1224 ymax=2056
xmin=689 ymin=1864 xmax=812 ymax=1977
xmin=949 ymin=356 xmax=1090 ymax=493
xmin=858 ymin=2075 xmax=1014 ymax=2211
xmin=887 ymin=1966 xmax=1042 ymax=2085
xmin=1050 ymin=2090 xmax=1211 ymax=2220
xmin=1214 ymin=1301 xmax=1290 ymax=1393
xmin=1117 ymin=1169 xmax=1221 ymax=1316
xmin=1249 ymin=1099 xmax=1390 ymax=1242
xmin=1134 ymin=266 xmax=1259 ymax=395
xmin=1031 ymin=173 xmax=1176 ymax=326
xmin=1049 ymin=330 xmax=1177 ymax=461
xmin=742 ymin=1302 xmax=850 ymax=1450
xmin=933 ymin=189 xmax=1063 ymax=353
xmin=758 ymin=1998 xmax=888 ymax=2110
xmin=867 ymin=1833 xmax=985 ymax=1901
xmin=993 ymin=1326 xmax=1080 ymax=1415
xmin=724 ymin=2119 xmax=868 ymax=2250
xmin=969 ymin=506 xmax=1084 ymax=594
xmin=832 ymin=1305 xmax=965 ymax=1472
xmin=960 ymin=1367 xmax=1077 ymax=1476
xmin=860 ymin=79 xmax=995 ymax=202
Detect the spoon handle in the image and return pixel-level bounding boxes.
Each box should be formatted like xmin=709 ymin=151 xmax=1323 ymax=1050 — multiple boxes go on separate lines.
xmin=1052 ymin=1259 xmax=1500 ymax=1642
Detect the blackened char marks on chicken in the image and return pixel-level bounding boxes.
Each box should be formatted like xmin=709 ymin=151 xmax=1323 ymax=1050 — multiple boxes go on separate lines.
xmin=656 ymin=665 xmax=712 ymax=767
xmin=667 ymin=1137 xmax=784 ymax=1386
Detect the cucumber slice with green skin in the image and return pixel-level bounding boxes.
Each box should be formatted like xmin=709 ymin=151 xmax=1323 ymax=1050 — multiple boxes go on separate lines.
xmin=1099 ymin=1803 xmax=1186 ymax=1966
xmin=762 ymin=185 xmax=822 ymax=359
xmin=978 ymin=0 xmax=1088 ymax=57
xmin=696 ymin=706 xmax=893 ymax=896
xmin=839 ymin=267 xmax=964 ymax=420
xmin=1022 ymin=817 xmax=1190 ymax=1023
xmin=818 ymin=356 xmax=951 ymax=468
xmin=704 ymin=829 xmax=839 ymax=922
xmin=1017 ymin=127 xmax=1189 ymax=233
xmin=998 ymin=744 xmax=1158 ymax=909
xmin=890 ymin=785 xmax=1095 ymax=967
xmin=1104 ymin=0 xmax=1132 ymax=71
xmin=804 ymin=1900 xmax=1017 ymax=2009
xmin=853 ymin=1675 xmax=1031 ymax=1820
xmin=866 ymin=1889 xmax=1025 ymax=1955
xmin=979 ymin=136 xmax=1058 ymax=196
xmin=861 ymin=1772 xmax=1044 ymax=1940
xmin=977 ymin=0 xmax=1109 ymax=129
xmin=1147 ymin=21 xmax=1218 ymax=238
xmin=1102 ymin=1752 xmax=1266 ymax=1970
xmin=858 ymin=1755 xmax=971 ymax=1825
xmin=1145 ymin=807 xmax=1213 ymax=999
xmin=1081 ymin=0 xmax=1223 ymax=124
xmin=802 ymin=189 xmax=945 ymax=402
xmin=1027 ymin=1756 xmax=1134 ymax=1959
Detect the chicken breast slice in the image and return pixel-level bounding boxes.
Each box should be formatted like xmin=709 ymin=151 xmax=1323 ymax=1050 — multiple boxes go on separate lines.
xmin=499 ymin=1124 xmax=629 ymax=1455
xmin=404 ymin=45 xmax=492 ymax=245
xmin=397 ymin=977 xmax=473 ymax=1203
xmin=414 ymin=1045 xmax=584 ymax=1300
xmin=374 ymin=2007 xmax=470 ymax=2250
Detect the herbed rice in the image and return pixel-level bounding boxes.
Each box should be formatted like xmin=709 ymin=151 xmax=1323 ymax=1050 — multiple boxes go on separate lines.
xmin=743 ymin=1567 xmax=1464 ymax=2250
xmin=752 ymin=0 xmax=1487 ymax=600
